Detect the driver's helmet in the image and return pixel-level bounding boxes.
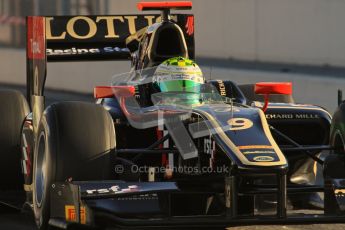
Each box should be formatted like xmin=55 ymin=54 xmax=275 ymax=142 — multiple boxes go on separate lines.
xmin=152 ymin=57 xmax=204 ymax=94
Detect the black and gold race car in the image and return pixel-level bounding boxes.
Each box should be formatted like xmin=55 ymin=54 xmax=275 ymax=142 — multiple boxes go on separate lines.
xmin=2 ymin=1 xmax=345 ymax=229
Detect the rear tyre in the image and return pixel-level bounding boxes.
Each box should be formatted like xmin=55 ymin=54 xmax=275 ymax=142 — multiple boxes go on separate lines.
xmin=0 ymin=90 xmax=29 ymax=190
xmin=330 ymin=102 xmax=345 ymax=153
xmin=327 ymin=102 xmax=345 ymax=178
xmin=32 ymin=102 xmax=116 ymax=230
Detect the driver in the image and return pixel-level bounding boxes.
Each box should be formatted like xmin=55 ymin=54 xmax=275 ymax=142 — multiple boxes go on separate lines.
xmin=152 ymin=57 xmax=205 ymax=105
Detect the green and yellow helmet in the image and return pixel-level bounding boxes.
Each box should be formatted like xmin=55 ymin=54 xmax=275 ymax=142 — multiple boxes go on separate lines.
xmin=153 ymin=57 xmax=204 ymax=93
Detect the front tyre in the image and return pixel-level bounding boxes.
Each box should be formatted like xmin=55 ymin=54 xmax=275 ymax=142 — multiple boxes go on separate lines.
xmin=32 ymin=102 xmax=116 ymax=230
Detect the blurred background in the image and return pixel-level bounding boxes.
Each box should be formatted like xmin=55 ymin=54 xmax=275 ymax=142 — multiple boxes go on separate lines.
xmin=1 ymin=0 xmax=345 ymax=112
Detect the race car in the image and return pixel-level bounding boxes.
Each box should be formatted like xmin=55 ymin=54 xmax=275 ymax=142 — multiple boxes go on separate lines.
xmin=2 ymin=1 xmax=345 ymax=229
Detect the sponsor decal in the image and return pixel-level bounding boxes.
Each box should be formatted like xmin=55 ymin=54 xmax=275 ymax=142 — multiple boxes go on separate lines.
xmin=240 ymin=146 xmax=277 ymax=162
xmin=204 ymin=137 xmax=216 ymax=168
xmin=239 ymin=146 xmax=276 ymax=156
xmin=45 ymin=15 xmax=181 ymax=41
xmin=185 ymin=16 xmax=194 ymax=36
xmin=294 ymin=114 xmax=319 ymax=119
xmin=204 ymin=138 xmax=212 ymax=155
xmin=86 ymin=185 xmax=157 ymax=201
xmin=47 ymin=16 xmax=145 ymax=40
xmin=216 ymin=80 xmax=227 ymax=96
xmin=27 ymin=17 xmax=45 ymax=60
xmin=242 ymin=150 xmax=276 ymax=154
xmin=266 ymin=113 xmax=319 ymax=119
xmin=266 ymin=114 xmax=293 ymax=119
xmin=65 ymin=205 xmax=86 ymax=224
xmin=238 ymin=145 xmax=273 ymax=150
xmin=85 ymin=185 xmax=139 ymax=195
xmin=46 ymin=47 xmax=129 ymax=56
xmin=31 ymin=14 xmax=195 ymax=59
xmin=117 ymin=193 xmax=159 ymax=201
xmin=253 ymin=156 xmax=275 ymax=162
xmin=153 ymin=73 xmax=203 ymax=83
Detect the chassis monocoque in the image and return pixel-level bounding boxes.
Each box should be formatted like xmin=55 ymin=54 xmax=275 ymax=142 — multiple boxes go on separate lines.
xmin=2 ymin=1 xmax=345 ymax=230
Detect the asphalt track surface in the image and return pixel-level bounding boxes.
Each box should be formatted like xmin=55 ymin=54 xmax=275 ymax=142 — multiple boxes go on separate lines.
xmin=1 ymin=85 xmax=345 ymax=229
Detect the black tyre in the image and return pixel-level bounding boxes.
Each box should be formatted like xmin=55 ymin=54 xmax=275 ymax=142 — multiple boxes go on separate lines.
xmin=238 ymin=84 xmax=295 ymax=103
xmin=326 ymin=102 xmax=345 ymax=179
xmin=0 ymin=90 xmax=29 ymax=190
xmin=330 ymin=102 xmax=345 ymax=154
xmin=32 ymin=102 xmax=116 ymax=230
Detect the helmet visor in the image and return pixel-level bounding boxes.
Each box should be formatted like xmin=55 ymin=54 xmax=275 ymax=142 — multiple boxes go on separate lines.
xmin=158 ymin=79 xmax=202 ymax=93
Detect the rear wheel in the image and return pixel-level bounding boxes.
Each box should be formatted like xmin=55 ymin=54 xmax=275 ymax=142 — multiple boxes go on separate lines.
xmin=0 ymin=90 xmax=29 ymax=190
xmin=327 ymin=103 xmax=345 ymax=179
xmin=32 ymin=102 xmax=116 ymax=230
xmin=330 ymin=102 xmax=345 ymax=154
xmin=330 ymin=128 xmax=345 ymax=154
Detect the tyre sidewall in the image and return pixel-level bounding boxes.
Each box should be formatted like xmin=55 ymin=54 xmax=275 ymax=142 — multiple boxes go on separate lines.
xmin=330 ymin=104 xmax=345 ymax=153
xmin=33 ymin=114 xmax=56 ymax=230
xmin=32 ymin=102 xmax=115 ymax=230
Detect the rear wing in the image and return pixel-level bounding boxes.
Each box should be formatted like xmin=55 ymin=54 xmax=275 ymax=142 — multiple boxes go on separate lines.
xmin=26 ymin=14 xmax=194 ymax=129
xmin=27 ymin=1 xmax=194 ymax=131
xmin=44 ymin=14 xmax=194 ymax=61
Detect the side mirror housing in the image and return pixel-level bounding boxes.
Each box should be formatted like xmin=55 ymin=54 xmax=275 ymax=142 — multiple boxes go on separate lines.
xmin=94 ymin=86 xmax=135 ymax=99
xmin=254 ymin=82 xmax=292 ymax=112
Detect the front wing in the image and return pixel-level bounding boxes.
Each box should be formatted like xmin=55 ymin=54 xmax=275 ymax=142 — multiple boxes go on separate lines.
xmin=49 ymin=180 xmax=345 ymax=229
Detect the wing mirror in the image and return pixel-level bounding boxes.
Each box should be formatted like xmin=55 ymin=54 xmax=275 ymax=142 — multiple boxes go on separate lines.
xmin=254 ymin=82 xmax=292 ymax=112
xmin=94 ymin=86 xmax=135 ymax=99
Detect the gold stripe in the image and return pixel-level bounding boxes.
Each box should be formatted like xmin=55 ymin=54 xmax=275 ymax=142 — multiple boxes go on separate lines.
xmin=238 ymin=145 xmax=273 ymax=150
xmin=335 ymin=189 xmax=345 ymax=194
xmin=197 ymin=109 xmax=287 ymax=166
xmin=257 ymin=109 xmax=287 ymax=165
xmin=24 ymin=184 xmax=33 ymax=192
